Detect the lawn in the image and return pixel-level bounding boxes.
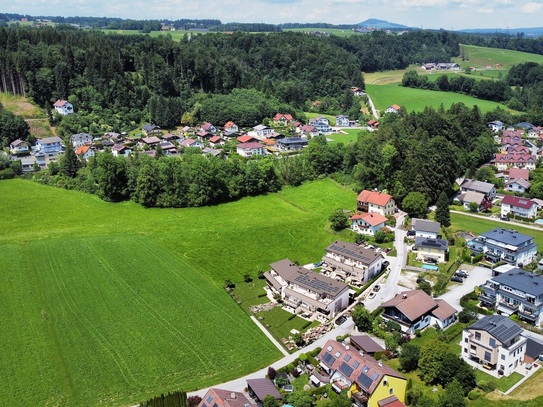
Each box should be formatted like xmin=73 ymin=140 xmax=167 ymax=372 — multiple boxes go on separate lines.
xmin=0 ymin=178 xmax=357 ymax=406
xmin=365 ymin=83 xmax=519 ymax=114
xmin=327 ymin=128 xmax=362 ymax=144
xmin=256 ymin=307 xmax=320 ymax=345
xmin=455 ymin=44 xmax=543 ymax=72
xmin=473 ymin=370 xmax=523 ymax=393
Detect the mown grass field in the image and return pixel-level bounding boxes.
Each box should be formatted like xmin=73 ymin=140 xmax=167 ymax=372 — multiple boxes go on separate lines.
xmin=366 ymin=83 xmax=517 ymax=114
xmin=327 ymin=128 xmax=361 ymax=144
xmin=0 ymin=178 xmax=357 ymax=406
xmin=455 ymin=44 xmax=543 ymax=71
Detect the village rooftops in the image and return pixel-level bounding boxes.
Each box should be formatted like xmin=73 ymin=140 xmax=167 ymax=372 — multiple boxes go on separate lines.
xmin=468 ymin=315 xmax=523 ymax=346
xmin=479 ymin=228 xmax=534 ymax=247
xmin=325 ymin=240 xmax=382 ymax=265
xmin=501 ymin=195 xmax=536 ymax=209
xmin=492 ymin=268 xmax=543 ymax=297
xmin=460 ymin=179 xmax=495 ymax=194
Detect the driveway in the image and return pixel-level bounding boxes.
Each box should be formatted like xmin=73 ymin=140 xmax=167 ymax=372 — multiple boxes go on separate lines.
xmin=438 ymin=266 xmax=492 ymax=311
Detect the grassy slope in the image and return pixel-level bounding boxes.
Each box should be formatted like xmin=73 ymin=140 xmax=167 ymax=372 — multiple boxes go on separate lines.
xmin=0 ymin=178 xmax=356 ymax=406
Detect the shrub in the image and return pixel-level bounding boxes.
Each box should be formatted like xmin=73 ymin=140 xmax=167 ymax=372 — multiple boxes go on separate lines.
xmin=307 ymin=355 xmax=318 ymax=366
xmin=415 ymin=329 xmax=422 ymax=337
xmin=468 ymin=390 xmax=481 ymax=400
xmin=224 ymin=279 xmax=235 ymax=288
xmin=288 ymin=313 xmax=297 ymax=321
xmin=309 ymin=347 xmax=321 ymax=357
xmin=244 ymin=273 xmax=252 ymax=283
xmin=267 ymin=366 xmax=277 ymax=380
xmin=291 ymin=368 xmax=301 ymax=378
xmin=257 ymin=292 xmax=268 ymax=298
xmin=478 ymin=379 xmax=497 ymax=393
xmin=302 ymin=320 xmax=312 ymax=329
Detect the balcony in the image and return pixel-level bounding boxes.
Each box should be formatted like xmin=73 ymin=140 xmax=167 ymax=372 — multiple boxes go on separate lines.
xmin=498 ymin=301 xmax=519 ymax=311
xmin=519 ymin=309 xmax=538 ymax=322
xmin=478 ymin=293 xmax=496 ymax=306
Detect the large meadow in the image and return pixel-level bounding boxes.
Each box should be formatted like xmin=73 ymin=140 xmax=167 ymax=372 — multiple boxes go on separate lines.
xmin=0 ymin=178 xmax=356 ymax=406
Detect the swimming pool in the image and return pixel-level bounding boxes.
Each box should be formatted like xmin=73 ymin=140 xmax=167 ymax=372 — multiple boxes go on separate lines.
xmin=535 ymin=219 xmax=543 ymax=225
xmin=422 ymin=264 xmax=439 ymax=271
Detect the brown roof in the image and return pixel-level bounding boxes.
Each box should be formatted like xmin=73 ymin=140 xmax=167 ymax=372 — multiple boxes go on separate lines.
xmin=75 ymin=145 xmax=91 ymax=155
xmin=142 ymin=136 xmax=161 ymax=144
xmin=357 ymin=190 xmax=394 ymax=207
xmin=246 ymin=378 xmax=282 ymax=401
xmin=349 ymin=335 xmax=384 ymax=354
xmin=198 ymin=388 xmax=256 ymax=407
xmin=53 ymin=99 xmax=69 ymax=107
xmin=325 ymin=240 xmax=382 ymax=266
xmin=237 ymin=142 xmax=265 ymax=150
xmin=380 ymin=290 xmax=437 ymax=322
xmin=237 ymin=135 xmax=256 ymax=143
xmin=350 ymin=212 xmax=388 ymax=227
xmin=378 ymin=396 xmax=406 ymax=407
xmin=432 ymin=299 xmax=457 ymax=320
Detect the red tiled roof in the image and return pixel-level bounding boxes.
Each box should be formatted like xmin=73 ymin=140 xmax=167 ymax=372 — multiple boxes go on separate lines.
xmin=508 ymin=168 xmax=529 ymax=181
xmin=378 ymin=396 xmax=406 ymax=407
xmin=357 ymin=190 xmax=394 ymax=207
xmin=273 ymin=113 xmax=293 ymax=121
xmin=350 ymin=212 xmax=388 ymax=227
xmin=53 ymin=99 xmax=69 ymax=107
xmin=495 ymin=154 xmax=536 ymax=164
xmin=224 ymin=121 xmax=236 ymax=128
xmin=75 ymin=145 xmax=90 ymax=155
xmin=197 ymin=388 xmax=256 ymax=407
xmin=237 ymin=135 xmax=255 ymax=143
xmin=501 ymin=195 xmax=536 ymax=209
xmin=432 ymin=299 xmax=457 ymax=320
xmin=389 ymin=104 xmax=400 ymax=111
xmin=209 ymin=136 xmax=222 ymax=143
xmin=201 ymin=122 xmax=214 ymax=131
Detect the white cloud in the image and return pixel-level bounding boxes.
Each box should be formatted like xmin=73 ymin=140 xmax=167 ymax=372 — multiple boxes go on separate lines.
xmin=521 ymin=2 xmax=543 ymax=12
xmin=477 ymin=7 xmax=494 ymax=13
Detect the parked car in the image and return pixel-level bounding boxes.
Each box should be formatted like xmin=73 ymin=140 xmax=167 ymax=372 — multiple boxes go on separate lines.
xmin=368 ymin=292 xmax=376 ymax=299
xmin=335 ymin=315 xmax=347 ymax=325
xmin=382 ymin=260 xmax=390 ymax=268
xmin=450 ymin=276 xmax=464 ymax=283
xmin=455 ymin=270 xmax=469 ymax=278
xmin=500 ymin=216 xmax=510 ymax=221
xmin=407 ymin=230 xmax=416 ymax=236
xmin=314 ymin=261 xmax=323 ymax=267
xmin=373 ymin=284 xmax=381 ymax=292
xmin=416 ymin=277 xmax=427 ymax=284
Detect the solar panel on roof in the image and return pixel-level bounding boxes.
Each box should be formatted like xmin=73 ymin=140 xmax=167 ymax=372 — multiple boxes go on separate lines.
xmin=339 ymin=362 xmax=354 ymax=377
xmin=357 ymin=372 xmax=374 ymax=390
xmin=322 ymin=352 xmax=336 ymax=366
xmin=345 ymin=355 xmax=351 ymax=362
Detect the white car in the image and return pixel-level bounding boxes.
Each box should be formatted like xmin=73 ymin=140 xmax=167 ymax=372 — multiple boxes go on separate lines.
xmin=368 ymin=292 xmax=376 ymax=300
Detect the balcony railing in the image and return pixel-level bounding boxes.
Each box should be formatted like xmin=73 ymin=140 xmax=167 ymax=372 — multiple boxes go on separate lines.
xmin=519 ymin=310 xmax=538 ymax=322
xmin=498 ymin=301 xmax=519 ymax=311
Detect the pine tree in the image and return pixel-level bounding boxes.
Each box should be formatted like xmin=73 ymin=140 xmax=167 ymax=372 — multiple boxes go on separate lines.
xmin=61 ymin=140 xmax=80 ymax=178
xmin=435 ymin=191 xmax=451 ymax=227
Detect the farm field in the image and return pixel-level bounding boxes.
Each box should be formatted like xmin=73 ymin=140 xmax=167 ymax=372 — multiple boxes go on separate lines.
xmin=0 ymin=178 xmax=357 ymax=406
xmin=365 ymin=83 xmax=517 ymax=114
xmin=454 ymin=44 xmax=543 ymax=71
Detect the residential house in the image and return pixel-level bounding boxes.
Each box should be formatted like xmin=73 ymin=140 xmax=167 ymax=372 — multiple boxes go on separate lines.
xmin=459 ymin=179 xmax=497 ymax=201
xmin=501 ymin=195 xmax=538 ymax=219
xmin=461 ymin=315 xmax=526 ymax=376
xmin=350 ymin=212 xmax=388 ymax=237
xmin=197 ymin=388 xmax=256 ymax=407
xmin=298 ymin=124 xmax=318 ymax=137
xmin=180 ymin=138 xmax=203 ymax=149
xmin=159 ymin=141 xmax=178 ymax=154
xmin=528 ymin=126 xmax=543 ymax=139
xmin=200 ymin=122 xmax=217 ymax=134
xmin=53 ymin=99 xmax=73 ymax=115
xmin=75 ymin=145 xmax=94 ymax=161
xmin=357 ymin=190 xmax=396 ymax=216
xmin=411 ymin=219 xmax=441 ymax=239
xmin=236 ymin=142 xmax=266 ymax=158
xmin=162 ymin=133 xmax=181 ymax=142
xmin=309 ymin=117 xmax=332 ymax=133
xmin=367 ymin=120 xmax=380 ymax=130
xmin=351 ymin=87 xmax=365 ymax=96
xmin=246 ymin=379 xmax=282 ymax=404
xmin=19 ymin=156 xmax=40 ymax=172
xmin=312 ymin=339 xmax=407 ymax=407
xmin=209 ymin=135 xmax=226 ymax=147
xmin=202 ymin=147 xmax=222 ymax=157
xmin=385 ymin=105 xmax=401 ymax=114
xmin=104 ymin=132 xmax=123 ymax=143
xmin=335 ymin=115 xmax=351 ymax=127
xmin=71 ymin=132 xmax=93 ymax=148
xmin=349 ymin=335 xmax=384 ymax=357
xmin=276 ymin=137 xmax=308 ymax=152
xmin=264 ymin=259 xmax=349 ymax=320
xmin=111 ymin=144 xmax=132 ymax=157
xmin=469 ymin=228 xmax=537 ymax=266
xmin=142 ymin=123 xmax=161 ymax=136
xmin=197 ymin=130 xmax=214 ymax=141
xmin=9 ymin=139 xmax=29 ymax=155
xmin=487 ymin=120 xmax=505 ymax=133
xmin=273 ymin=113 xmax=294 ymax=126
xmin=412 ymin=238 xmax=449 ymax=264
xmin=459 ymin=191 xmax=487 ymax=212
xmin=35 ymin=136 xmax=63 ymax=154
xmin=253 ymin=124 xmax=273 ymax=138
xmin=515 ymin=122 xmax=535 ymax=131
xmin=380 ymin=290 xmax=457 ymax=334
xmin=323 ymin=240 xmax=383 ymax=286
xmin=139 ymin=136 xmax=161 ymax=149
xmin=495 ymin=153 xmax=537 ymax=171
xmin=479 ymin=268 xmax=543 ymax=326
xmin=237 ymin=134 xmax=258 ymax=144
xmin=224 ymin=121 xmax=239 ymax=133
xmin=508 ymin=168 xmax=530 ymax=182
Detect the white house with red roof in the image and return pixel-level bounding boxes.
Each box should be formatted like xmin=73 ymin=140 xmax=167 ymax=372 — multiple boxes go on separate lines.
xmin=200 ymin=122 xmax=217 ymax=133
xmin=236 ymin=142 xmax=266 ymax=157
xmin=75 ymin=145 xmax=94 ymax=161
xmin=111 ymin=144 xmax=132 ymax=157
xmin=53 ymin=99 xmax=73 ymax=115
xmin=350 ymin=212 xmax=388 ymax=236
xmin=357 ymin=190 xmax=396 ymax=216
xmin=272 ymin=113 xmax=293 ymax=126
xmin=501 ymin=195 xmax=538 ymax=219
xmin=385 ymin=104 xmax=401 ymax=114
xmin=381 ymin=290 xmax=457 ymax=334
xmin=495 ymin=153 xmax=537 ymax=171
xmin=223 ymin=121 xmax=239 ymax=133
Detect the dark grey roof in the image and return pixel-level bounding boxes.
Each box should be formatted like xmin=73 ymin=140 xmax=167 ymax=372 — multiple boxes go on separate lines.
xmin=525 ymin=338 xmax=543 ymax=359
xmin=246 ymin=378 xmax=282 ymax=401
xmin=412 ymin=218 xmax=441 ymax=234
xmin=277 ymin=137 xmax=308 ymax=145
xmin=493 ymin=268 xmax=543 ymax=296
xmin=326 ymin=240 xmax=381 ymax=266
xmin=71 ymin=133 xmax=91 ymax=141
xmin=413 ymin=237 xmax=448 ymax=251
xmin=460 ymin=179 xmax=495 ymax=194
xmin=480 ymin=228 xmax=534 ymax=247
xmin=143 ymin=123 xmax=160 ymax=131
xmin=469 ymin=315 xmax=522 ymax=345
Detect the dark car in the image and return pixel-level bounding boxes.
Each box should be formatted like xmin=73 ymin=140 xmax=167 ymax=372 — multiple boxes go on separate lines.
xmin=455 ymin=270 xmax=469 ymax=278
xmin=407 ymin=230 xmax=416 ymax=236
xmin=416 ymin=277 xmax=427 ymax=284
xmin=373 ymin=284 xmax=381 ymax=292
xmin=382 ymin=260 xmax=390 ymax=268
xmin=450 ymin=276 xmax=464 ymax=283
xmin=500 ymin=216 xmax=510 ymax=221
xmin=335 ymin=315 xmax=347 ymax=325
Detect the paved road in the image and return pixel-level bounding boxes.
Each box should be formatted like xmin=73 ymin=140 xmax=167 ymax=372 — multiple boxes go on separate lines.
xmin=365 ymin=93 xmax=379 ymax=119
xmin=451 ymin=210 xmax=543 ymax=231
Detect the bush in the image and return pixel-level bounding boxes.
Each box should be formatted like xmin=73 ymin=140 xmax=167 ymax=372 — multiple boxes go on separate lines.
xmin=288 ymin=313 xmax=297 ymax=321
xmin=415 ymin=329 xmax=422 ymax=337
xmin=291 ymin=368 xmax=301 ymax=378
xmin=468 ymin=390 xmax=481 ymax=400
xmin=309 ymin=347 xmax=321 ymax=357
xmin=257 ymin=292 xmax=268 ymax=298
xmin=268 ymin=366 xmax=277 ymax=380
xmin=307 ymin=354 xmax=318 ymax=366
xmin=478 ymin=379 xmax=497 ymax=393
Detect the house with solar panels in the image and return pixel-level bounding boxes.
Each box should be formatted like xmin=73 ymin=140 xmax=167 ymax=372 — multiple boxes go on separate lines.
xmin=312 ymin=339 xmax=407 ymax=407
xmin=461 ymin=315 xmax=526 ymax=376
xmin=469 ymin=228 xmax=537 ymax=266
xmin=264 ymin=259 xmax=350 ymax=321
xmin=322 ymin=240 xmax=383 ymax=286
xmin=412 ymin=237 xmax=449 ymax=264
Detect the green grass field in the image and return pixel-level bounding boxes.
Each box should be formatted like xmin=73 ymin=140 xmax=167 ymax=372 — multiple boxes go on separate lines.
xmin=0 ymin=178 xmax=357 ymax=406
xmin=366 ymin=83 xmax=518 ymax=114
xmin=455 ymin=44 xmax=543 ymax=71
xmin=327 ymin=128 xmax=361 ymax=144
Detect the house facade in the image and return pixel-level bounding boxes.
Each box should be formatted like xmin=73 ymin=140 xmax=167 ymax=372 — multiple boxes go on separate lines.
xmin=322 ymin=240 xmax=383 ymax=286
xmin=350 ymin=212 xmax=388 ymax=236
xmin=385 ymin=105 xmax=400 ymax=114
xmin=505 ymin=178 xmax=531 ymax=193
xmin=276 ymin=137 xmax=308 ymax=152
xmin=313 ymin=339 xmax=407 ymax=407
xmin=264 ymin=259 xmax=349 ymax=320
xmin=9 ymin=139 xmax=29 ymax=155
xmin=335 ymin=115 xmax=351 ymax=127
xmin=309 ymin=117 xmax=332 ymax=133
xmin=357 ymin=190 xmax=396 ymax=216
xmin=479 ymin=268 xmax=543 ymax=327
xmin=111 ymin=144 xmax=132 ymax=157
xmin=71 ymin=132 xmax=93 ymax=147
xmin=411 ymin=218 xmax=441 ymax=239
xmin=35 ymin=136 xmax=63 ymax=154
xmin=412 ymin=238 xmax=449 ymax=264
xmin=501 ymin=195 xmax=538 ymax=219
xmin=461 ymin=315 xmax=526 ymax=376
xmin=459 ymin=179 xmax=497 ymax=200
xmin=469 ymin=228 xmax=537 ymax=266
xmin=495 ymin=154 xmax=537 ymax=171
xmin=273 ymin=113 xmax=294 ymax=126
xmin=236 ymin=142 xmax=266 ymax=157
xmin=75 ymin=145 xmax=94 ymax=161
xmin=224 ymin=121 xmax=239 ymax=133
xmin=487 ymin=121 xmax=505 ymax=133
xmin=53 ymin=99 xmax=73 ymax=115
xmin=253 ymin=125 xmax=273 ymax=138
xmin=142 ymin=123 xmax=161 ymax=136
xmin=380 ymin=290 xmax=457 ymax=334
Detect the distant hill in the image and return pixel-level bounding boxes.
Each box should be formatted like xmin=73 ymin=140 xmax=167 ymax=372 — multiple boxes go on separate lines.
xmin=459 ymin=27 xmax=543 ymax=38
xmin=358 ymin=19 xmax=410 ymax=29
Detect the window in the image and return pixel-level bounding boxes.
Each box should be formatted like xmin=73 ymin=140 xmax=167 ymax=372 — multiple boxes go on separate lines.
xmin=464 ymin=338 xmax=468 ymax=343
xmin=389 ymin=388 xmax=394 ymax=395
xmin=335 ymin=352 xmax=341 ymax=358
xmin=484 ymin=351 xmax=491 ymax=362
xmin=475 ymin=332 xmax=481 ymax=341
xmin=489 ymin=338 xmax=496 ymax=347
xmin=501 ymin=354 xmax=505 ymax=360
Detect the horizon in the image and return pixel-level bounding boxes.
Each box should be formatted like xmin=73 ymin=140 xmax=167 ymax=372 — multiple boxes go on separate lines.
xmin=5 ymin=0 xmax=543 ymax=31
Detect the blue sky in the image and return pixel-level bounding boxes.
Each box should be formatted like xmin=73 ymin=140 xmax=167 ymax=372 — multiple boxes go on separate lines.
xmin=7 ymin=0 xmax=543 ymax=29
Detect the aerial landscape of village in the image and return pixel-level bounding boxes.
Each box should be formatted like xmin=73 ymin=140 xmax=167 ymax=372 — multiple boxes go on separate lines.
xmin=3 ymin=2 xmax=543 ymax=407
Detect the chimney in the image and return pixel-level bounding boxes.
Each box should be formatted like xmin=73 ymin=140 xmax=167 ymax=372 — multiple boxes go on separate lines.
xmin=402 ymin=294 xmax=407 ymax=299
xmin=378 ymin=361 xmax=383 ymax=367
xmin=231 ymin=393 xmax=236 ymax=399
